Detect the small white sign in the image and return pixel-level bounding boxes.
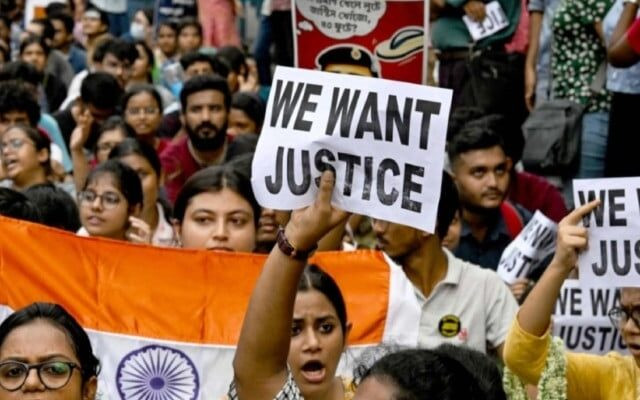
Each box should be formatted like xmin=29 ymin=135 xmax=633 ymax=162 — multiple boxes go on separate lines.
xmin=553 ymin=280 xmax=626 ymax=354
xmin=251 ymin=66 xmax=453 ymax=233
xmin=497 ymin=211 xmax=557 ymax=284
xmin=463 ymin=1 xmax=509 ymax=41
xmin=574 ymin=178 xmax=640 ymax=288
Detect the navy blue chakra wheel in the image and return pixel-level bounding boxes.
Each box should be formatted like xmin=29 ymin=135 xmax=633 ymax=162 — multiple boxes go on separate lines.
xmin=116 ymin=344 xmax=200 ymax=400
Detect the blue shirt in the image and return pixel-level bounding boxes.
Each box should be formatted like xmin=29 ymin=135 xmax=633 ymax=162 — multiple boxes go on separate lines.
xmin=39 ymin=114 xmax=72 ymax=173
xmin=68 ymin=45 xmax=87 ymax=74
xmin=455 ymin=203 xmax=532 ymax=271
xmin=604 ymin=0 xmax=640 ymax=94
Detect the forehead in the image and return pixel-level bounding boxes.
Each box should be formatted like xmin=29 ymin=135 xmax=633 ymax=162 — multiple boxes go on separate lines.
xmin=87 ymin=173 xmax=119 ymax=191
xmin=621 ymin=288 xmax=640 ymax=305
xmin=179 ymin=26 xmax=200 ymax=35
xmin=1 ymin=110 xmax=30 ymax=121
xmin=127 ymin=91 xmax=157 ymax=106
xmin=119 ymin=154 xmax=153 ymax=172
xmin=353 ymin=377 xmax=397 ymax=400
xmin=2 ymin=127 xmax=29 ymax=139
xmin=455 ymin=145 xmax=506 ymax=168
xmin=186 ymin=189 xmax=253 ymax=213
xmin=186 ymin=89 xmax=224 ymax=107
xmin=98 ymin=128 xmax=126 ymax=142
xmin=0 ymin=319 xmax=77 ymax=362
xmin=293 ymin=290 xmax=339 ymax=319
xmin=103 ymin=52 xmax=127 ymax=64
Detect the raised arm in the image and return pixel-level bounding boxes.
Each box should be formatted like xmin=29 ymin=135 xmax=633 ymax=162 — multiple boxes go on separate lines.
xmin=525 ymin=11 xmax=543 ymax=111
xmin=517 ymin=199 xmax=600 ymax=336
xmin=608 ymin=2 xmax=640 ymax=67
xmin=232 ymin=171 xmax=349 ymax=399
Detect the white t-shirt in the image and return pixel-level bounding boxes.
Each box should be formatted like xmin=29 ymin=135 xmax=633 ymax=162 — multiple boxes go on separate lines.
xmin=409 ymin=249 xmax=518 ymax=354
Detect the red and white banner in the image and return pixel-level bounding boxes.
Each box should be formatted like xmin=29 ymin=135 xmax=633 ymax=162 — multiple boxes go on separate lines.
xmin=0 ymin=216 xmax=420 ymax=398
xmin=293 ymin=0 xmax=429 ymax=84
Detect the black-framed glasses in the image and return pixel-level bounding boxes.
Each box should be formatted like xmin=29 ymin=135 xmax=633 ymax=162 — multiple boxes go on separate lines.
xmin=608 ymin=307 xmax=640 ymax=329
xmin=78 ymin=190 xmax=122 ymax=209
xmin=0 ymin=361 xmax=78 ymax=391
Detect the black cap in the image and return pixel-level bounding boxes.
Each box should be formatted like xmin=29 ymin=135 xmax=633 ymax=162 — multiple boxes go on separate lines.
xmin=316 ymin=45 xmax=379 ymax=77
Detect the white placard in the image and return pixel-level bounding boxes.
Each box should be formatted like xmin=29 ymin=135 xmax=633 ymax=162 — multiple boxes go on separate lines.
xmin=553 ymin=280 xmax=626 ymax=354
xmin=497 ymin=211 xmax=557 ymax=284
xmin=251 ymin=66 xmax=452 ymax=233
xmin=574 ymin=178 xmax=640 ymax=288
xmin=462 ymin=1 xmax=509 ymax=41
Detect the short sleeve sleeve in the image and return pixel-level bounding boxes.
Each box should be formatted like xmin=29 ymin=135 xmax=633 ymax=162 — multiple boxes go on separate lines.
xmin=627 ymin=18 xmax=640 ymax=55
xmin=484 ymin=271 xmax=519 ymax=348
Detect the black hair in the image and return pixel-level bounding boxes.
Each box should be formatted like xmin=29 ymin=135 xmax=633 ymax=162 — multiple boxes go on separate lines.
xmin=0 ymin=187 xmax=41 ymax=223
xmin=0 ymin=15 xmax=11 ymax=31
xmin=0 ymin=79 xmax=40 ymax=126
xmin=83 ymin=159 xmax=143 ymax=210
xmin=122 ymin=84 xmax=162 ymax=116
xmin=436 ymin=172 xmax=460 ymax=240
xmin=180 ymin=51 xmax=230 ymax=78
xmin=173 ymin=163 xmax=260 ymax=227
xmin=81 ymin=72 xmax=123 ymax=110
xmin=135 ymin=7 xmax=154 ymax=25
xmin=48 ymin=11 xmax=75 ymax=35
xmin=0 ymin=40 xmax=9 ymax=63
xmin=108 ymin=137 xmax=161 ymax=177
xmin=158 ymin=19 xmax=178 ymax=34
xmin=0 ymin=61 xmax=43 ymax=87
xmin=361 ymin=346 xmax=502 ymax=400
xmin=92 ymin=37 xmax=137 ymax=64
xmin=20 ymin=34 xmax=50 ymax=56
xmin=231 ymin=91 xmax=265 ymax=131
xmin=133 ymin=40 xmax=155 ymax=82
xmin=180 ymin=74 xmax=231 ymax=113
xmin=298 ymin=264 xmax=348 ymax=334
xmin=433 ymin=344 xmax=506 ymax=400
xmin=0 ymin=302 xmax=100 ymax=382
xmin=177 ymin=17 xmax=202 ymax=36
xmin=447 ymin=125 xmax=506 ymax=165
xmin=24 ymin=183 xmax=81 ymax=232
xmin=29 ymin=18 xmax=55 ymax=40
xmin=45 ymin=2 xmax=72 ymax=17
xmin=94 ymin=116 xmax=133 ymax=151
xmin=84 ymin=4 xmax=109 ymax=27
xmin=215 ymin=45 xmax=246 ymax=74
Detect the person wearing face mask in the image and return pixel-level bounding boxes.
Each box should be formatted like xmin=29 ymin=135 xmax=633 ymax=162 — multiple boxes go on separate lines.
xmin=122 ymin=9 xmax=153 ymax=47
xmin=159 ymin=75 xmax=257 ymax=204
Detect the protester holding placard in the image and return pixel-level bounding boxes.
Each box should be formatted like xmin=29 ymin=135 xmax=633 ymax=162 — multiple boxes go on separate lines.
xmin=373 ymin=172 xmax=518 ymax=356
xmin=504 ymin=198 xmax=640 ymax=399
xmin=448 ymin=125 xmax=532 ymax=272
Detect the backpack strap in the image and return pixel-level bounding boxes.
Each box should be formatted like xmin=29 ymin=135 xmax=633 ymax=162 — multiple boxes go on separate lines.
xmin=501 ymin=201 xmax=525 ymax=239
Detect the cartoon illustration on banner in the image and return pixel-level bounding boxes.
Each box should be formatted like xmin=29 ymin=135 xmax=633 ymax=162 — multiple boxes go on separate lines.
xmin=293 ymin=0 xmax=429 ymax=84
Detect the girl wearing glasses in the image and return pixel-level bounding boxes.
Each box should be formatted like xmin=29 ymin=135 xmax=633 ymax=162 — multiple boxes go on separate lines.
xmin=0 ymin=125 xmax=51 ymax=191
xmin=504 ymin=199 xmax=639 ymax=399
xmin=0 ymin=302 xmax=99 ymax=400
xmin=109 ymin=139 xmax=176 ymax=247
xmin=122 ymin=85 xmax=170 ymax=154
xmin=77 ymin=159 xmax=151 ymax=244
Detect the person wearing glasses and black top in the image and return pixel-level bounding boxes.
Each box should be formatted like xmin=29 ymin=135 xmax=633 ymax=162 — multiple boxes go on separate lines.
xmin=0 ymin=302 xmax=99 ymax=400
xmin=77 ymin=159 xmax=151 ymax=244
xmin=504 ymin=198 xmax=640 ymax=399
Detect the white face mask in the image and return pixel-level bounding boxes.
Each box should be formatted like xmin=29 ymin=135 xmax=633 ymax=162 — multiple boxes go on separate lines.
xmin=130 ymin=22 xmax=146 ymax=40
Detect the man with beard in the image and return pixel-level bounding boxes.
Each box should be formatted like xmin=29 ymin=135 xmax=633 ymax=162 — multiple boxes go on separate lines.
xmin=160 ymin=74 xmax=257 ymax=203
xmin=372 ymin=172 xmax=518 ymax=355
xmin=448 ymin=125 xmax=531 ymax=273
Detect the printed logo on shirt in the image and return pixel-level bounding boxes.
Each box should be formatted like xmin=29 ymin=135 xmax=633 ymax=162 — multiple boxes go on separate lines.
xmin=438 ymin=315 xmax=461 ymax=338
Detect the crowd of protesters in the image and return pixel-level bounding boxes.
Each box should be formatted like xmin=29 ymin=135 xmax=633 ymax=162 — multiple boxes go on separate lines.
xmin=0 ymin=0 xmax=640 ymax=398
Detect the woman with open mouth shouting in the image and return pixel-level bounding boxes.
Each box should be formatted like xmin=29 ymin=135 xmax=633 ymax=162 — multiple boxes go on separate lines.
xmin=1 ymin=125 xmax=52 ymax=191
xmin=231 ymin=171 xmax=355 ymax=400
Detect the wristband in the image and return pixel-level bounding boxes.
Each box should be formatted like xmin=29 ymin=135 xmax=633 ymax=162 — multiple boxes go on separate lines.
xmin=276 ymin=228 xmax=317 ymax=260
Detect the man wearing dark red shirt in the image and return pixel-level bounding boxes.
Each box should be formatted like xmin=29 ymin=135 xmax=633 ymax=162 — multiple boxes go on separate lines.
xmin=160 ymin=75 xmax=256 ymax=203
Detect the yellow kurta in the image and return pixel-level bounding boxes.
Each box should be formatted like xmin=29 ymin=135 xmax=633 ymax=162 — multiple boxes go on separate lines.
xmin=504 ymin=317 xmax=639 ymax=400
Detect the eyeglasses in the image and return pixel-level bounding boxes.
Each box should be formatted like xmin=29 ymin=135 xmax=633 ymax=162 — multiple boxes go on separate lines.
xmin=0 ymin=361 xmax=78 ymax=391
xmin=125 ymin=107 xmax=159 ymax=116
xmin=78 ymin=190 xmax=122 ymax=209
xmin=608 ymin=307 xmax=640 ymax=329
xmin=1 ymin=138 xmax=32 ymax=152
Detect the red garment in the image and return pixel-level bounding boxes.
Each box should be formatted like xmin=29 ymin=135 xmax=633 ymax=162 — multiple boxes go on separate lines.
xmin=160 ymin=136 xmax=201 ymax=204
xmin=627 ymin=18 xmax=640 ymax=55
xmin=508 ymin=171 xmax=568 ymax=223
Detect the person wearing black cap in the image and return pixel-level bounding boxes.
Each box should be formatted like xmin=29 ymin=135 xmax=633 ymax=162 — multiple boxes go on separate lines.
xmin=315 ymin=44 xmax=379 ymax=77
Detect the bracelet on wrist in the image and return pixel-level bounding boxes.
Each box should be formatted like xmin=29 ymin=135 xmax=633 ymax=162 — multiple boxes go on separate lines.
xmin=276 ymin=227 xmax=317 ymax=261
